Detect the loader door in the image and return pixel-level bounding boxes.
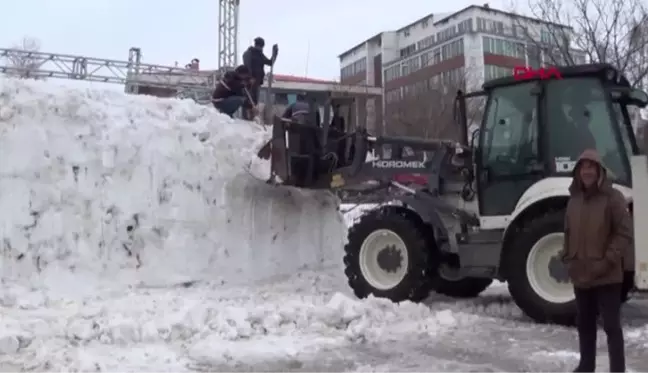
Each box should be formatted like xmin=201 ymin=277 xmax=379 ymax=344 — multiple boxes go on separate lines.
xmin=477 ymin=82 xmax=545 ymax=216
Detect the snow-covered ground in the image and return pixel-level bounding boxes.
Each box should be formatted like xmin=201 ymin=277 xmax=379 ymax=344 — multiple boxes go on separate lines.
xmin=1 ymin=77 xmax=647 ymax=372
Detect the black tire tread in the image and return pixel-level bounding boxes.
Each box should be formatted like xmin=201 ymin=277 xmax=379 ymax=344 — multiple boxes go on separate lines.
xmin=506 ymin=210 xmax=576 ymax=325
xmin=343 ymin=207 xmax=432 ymax=302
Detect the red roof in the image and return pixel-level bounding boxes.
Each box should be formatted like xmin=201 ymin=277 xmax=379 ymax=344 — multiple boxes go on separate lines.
xmin=272 ymin=74 xmax=336 ymax=84
xmin=145 ymin=69 xmax=337 ymax=84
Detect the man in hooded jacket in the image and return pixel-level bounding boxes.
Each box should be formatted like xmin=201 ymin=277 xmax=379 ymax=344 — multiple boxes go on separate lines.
xmin=562 ymin=149 xmax=632 ymax=372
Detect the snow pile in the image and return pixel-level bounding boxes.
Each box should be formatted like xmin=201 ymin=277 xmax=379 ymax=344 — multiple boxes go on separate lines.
xmin=0 ymin=277 xmax=466 ymax=371
xmin=0 ymin=77 xmax=346 ymax=290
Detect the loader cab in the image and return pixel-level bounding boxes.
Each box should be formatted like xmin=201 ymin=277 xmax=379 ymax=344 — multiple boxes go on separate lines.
xmin=463 ymin=64 xmax=648 ymax=217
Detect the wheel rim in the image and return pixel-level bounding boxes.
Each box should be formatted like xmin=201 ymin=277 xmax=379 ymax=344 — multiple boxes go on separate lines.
xmin=359 ymin=229 xmax=409 ymax=290
xmin=526 ymin=232 xmax=574 ymax=304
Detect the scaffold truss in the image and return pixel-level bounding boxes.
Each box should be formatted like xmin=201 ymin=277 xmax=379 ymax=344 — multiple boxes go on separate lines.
xmin=0 ymin=47 xmax=218 ymax=100
xmin=0 ymin=0 xmax=240 ymax=100
xmin=218 ymin=0 xmax=240 ymax=69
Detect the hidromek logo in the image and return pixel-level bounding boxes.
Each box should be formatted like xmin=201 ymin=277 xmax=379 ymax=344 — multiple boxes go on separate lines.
xmin=513 ymin=66 xmax=563 ymax=81
xmin=372 ymin=160 xmax=426 ymax=168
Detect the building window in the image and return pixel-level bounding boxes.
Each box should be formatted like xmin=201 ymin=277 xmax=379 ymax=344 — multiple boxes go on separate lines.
xmin=423 ymin=66 xmax=467 ymax=91
xmin=477 ymin=17 xmax=486 ymax=31
xmin=476 ymin=17 xmax=504 ymax=34
xmin=384 ymin=37 xmax=465 ymax=82
xmin=409 ymin=55 xmax=420 ymax=72
xmin=421 ymin=51 xmax=432 ymax=67
xmin=399 ymin=43 xmax=416 ymax=58
xmin=384 ymin=64 xmax=401 ymax=82
xmin=436 ymin=25 xmax=458 ymax=43
xmin=513 ymin=24 xmax=527 ymax=38
xmin=572 ymin=52 xmax=587 ymax=64
xmin=440 ymin=38 xmax=464 ymax=60
xmin=457 ymin=19 xmax=473 ymax=34
xmin=402 ymin=62 xmax=410 ymax=76
xmin=541 ymin=29 xmax=553 ymax=44
xmin=341 ymin=57 xmax=367 ymax=79
xmin=484 ymin=64 xmax=513 ymax=82
xmin=385 ymin=88 xmax=402 ymax=103
xmin=417 ymin=35 xmax=435 ymax=51
xmin=482 ymin=36 xmax=525 ymax=59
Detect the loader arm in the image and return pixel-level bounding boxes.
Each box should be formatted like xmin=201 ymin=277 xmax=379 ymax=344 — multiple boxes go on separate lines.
xmin=323 ymin=133 xmax=472 ymax=191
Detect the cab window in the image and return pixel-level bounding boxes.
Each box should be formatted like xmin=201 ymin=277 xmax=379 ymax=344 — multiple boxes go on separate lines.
xmin=611 ymin=102 xmax=635 ymax=157
xmin=545 ymin=78 xmax=627 ymax=183
xmin=481 ymin=83 xmax=538 ymax=175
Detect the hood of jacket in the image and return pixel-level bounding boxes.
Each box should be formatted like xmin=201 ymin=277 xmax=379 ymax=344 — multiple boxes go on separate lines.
xmin=569 ymin=149 xmax=612 ymax=196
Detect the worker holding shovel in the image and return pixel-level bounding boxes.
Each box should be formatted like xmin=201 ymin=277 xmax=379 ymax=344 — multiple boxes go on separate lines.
xmin=242 ymin=37 xmax=278 ymax=121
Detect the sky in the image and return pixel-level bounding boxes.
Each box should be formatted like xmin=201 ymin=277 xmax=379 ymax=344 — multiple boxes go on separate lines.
xmin=0 ymin=0 xmax=512 ymax=84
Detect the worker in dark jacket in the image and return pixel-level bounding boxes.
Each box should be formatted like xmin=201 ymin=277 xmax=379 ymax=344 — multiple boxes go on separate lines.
xmin=282 ymin=93 xmax=320 ymax=125
xmin=211 ymin=65 xmax=251 ymax=118
xmin=562 ymin=149 xmax=632 ymax=373
xmin=242 ymin=37 xmax=278 ymax=120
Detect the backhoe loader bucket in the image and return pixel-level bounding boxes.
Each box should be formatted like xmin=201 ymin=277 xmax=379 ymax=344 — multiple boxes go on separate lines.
xmin=257 ymin=115 xmax=370 ymax=189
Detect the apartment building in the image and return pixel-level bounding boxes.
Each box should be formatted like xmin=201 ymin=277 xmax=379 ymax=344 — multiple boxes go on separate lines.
xmin=338 ymin=4 xmax=587 ymax=136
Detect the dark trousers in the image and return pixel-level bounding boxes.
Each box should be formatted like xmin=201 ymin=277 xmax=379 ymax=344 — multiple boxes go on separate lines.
xmin=574 ymin=283 xmax=625 ymax=372
xmin=213 ymin=96 xmax=245 ymax=118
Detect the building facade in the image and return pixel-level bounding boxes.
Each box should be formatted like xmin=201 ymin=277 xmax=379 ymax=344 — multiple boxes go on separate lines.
xmin=338 ymin=4 xmax=587 ymax=137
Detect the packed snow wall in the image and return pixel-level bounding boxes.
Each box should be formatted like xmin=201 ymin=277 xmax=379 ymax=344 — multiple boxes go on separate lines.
xmin=0 ymin=78 xmax=346 ymax=289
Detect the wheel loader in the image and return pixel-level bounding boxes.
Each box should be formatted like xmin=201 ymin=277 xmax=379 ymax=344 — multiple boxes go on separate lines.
xmin=261 ymin=63 xmax=648 ymax=325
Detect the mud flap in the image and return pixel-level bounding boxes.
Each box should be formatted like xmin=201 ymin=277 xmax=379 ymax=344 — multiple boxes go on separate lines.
xmin=270 ymin=115 xmax=290 ymax=183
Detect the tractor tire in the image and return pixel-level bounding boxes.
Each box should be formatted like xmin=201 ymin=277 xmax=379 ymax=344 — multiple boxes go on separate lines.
xmin=506 ymin=211 xmax=577 ymax=325
xmin=506 ymin=211 xmax=633 ymax=325
xmin=343 ymin=207 xmax=432 ymax=302
xmin=431 ymin=274 xmax=493 ymax=298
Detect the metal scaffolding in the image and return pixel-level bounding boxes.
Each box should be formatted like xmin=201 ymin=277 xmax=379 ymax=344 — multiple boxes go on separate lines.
xmin=218 ymin=0 xmax=240 ymax=69
xmin=0 ymin=47 xmax=218 ymax=101
xmin=0 ymin=1 xmax=241 ymax=99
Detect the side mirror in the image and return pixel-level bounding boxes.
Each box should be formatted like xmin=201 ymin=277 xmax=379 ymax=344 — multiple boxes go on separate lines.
xmin=629 ymin=89 xmax=648 ymax=108
xmin=611 ymin=87 xmax=648 ymax=108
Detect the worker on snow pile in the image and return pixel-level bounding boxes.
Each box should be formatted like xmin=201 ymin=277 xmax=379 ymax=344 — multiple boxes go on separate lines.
xmin=561 ymin=149 xmax=631 ymax=373
xmin=211 ymin=65 xmax=254 ymax=118
xmin=242 ymin=37 xmax=278 ymax=120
